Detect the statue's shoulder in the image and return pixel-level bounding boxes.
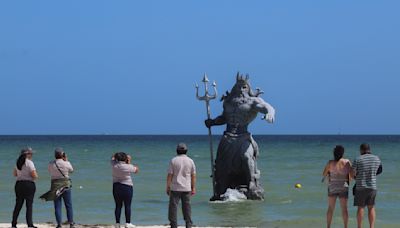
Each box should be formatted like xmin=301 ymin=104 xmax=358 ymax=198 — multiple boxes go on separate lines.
xmin=249 ymin=96 xmax=265 ymax=105
xmin=222 ymin=98 xmax=232 ymax=107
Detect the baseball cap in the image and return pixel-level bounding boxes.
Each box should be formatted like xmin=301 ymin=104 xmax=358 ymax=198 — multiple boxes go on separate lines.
xmin=177 ymin=143 xmax=188 ymax=151
xmin=20 ymin=147 xmax=34 ymax=155
xmin=54 ymin=147 xmax=65 ymax=156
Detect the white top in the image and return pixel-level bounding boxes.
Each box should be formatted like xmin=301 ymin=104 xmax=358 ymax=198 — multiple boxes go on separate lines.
xmin=48 ymin=159 xmax=74 ymax=179
xmin=111 ymin=160 xmax=138 ymax=186
xmin=168 ymin=155 xmax=196 ymax=192
xmin=16 ymin=159 xmax=36 ymax=182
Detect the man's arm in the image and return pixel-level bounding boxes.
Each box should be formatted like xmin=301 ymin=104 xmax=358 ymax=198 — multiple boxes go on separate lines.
xmin=351 ymin=159 xmax=357 ymax=178
xmin=191 ymin=161 xmax=197 ymax=195
xmin=376 ymin=164 xmax=382 ymax=175
xmin=191 ymin=173 xmax=197 ymax=195
xmin=377 ymin=160 xmax=383 ymax=175
xmin=253 ymin=97 xmax=275 ymax=123
xmin=347 ymin=160 xmax=354 ymax=180
xmin=166 ymin=174 xmax=173 ymax=196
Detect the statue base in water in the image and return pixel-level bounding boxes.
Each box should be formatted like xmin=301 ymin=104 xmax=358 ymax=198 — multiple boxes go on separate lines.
xmin=209 ymin=185 xmax=264 ymax=201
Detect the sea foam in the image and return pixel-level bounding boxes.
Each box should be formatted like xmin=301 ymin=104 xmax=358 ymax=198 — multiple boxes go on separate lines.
xmin=220 ymin=188 xmax=247 ymax=202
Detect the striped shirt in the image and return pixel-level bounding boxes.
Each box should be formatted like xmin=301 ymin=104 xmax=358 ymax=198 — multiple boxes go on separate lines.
xmin=353 ymin=153 xmax=382 ymax=190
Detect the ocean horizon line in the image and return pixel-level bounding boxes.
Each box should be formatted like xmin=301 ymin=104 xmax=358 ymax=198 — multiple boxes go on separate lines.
xmin=0 ymin=134 xmax=399 ymax=136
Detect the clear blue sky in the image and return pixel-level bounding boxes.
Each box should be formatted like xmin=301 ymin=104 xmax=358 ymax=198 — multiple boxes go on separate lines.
xmin=0 ymin=1 xmax=399 ymax=135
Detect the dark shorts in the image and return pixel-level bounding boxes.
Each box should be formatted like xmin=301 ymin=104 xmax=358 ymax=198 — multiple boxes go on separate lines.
xmin=354 ymin=188 xmax=377 ymax=207
xmin=328 ymin=190 xmax=349 ymax=199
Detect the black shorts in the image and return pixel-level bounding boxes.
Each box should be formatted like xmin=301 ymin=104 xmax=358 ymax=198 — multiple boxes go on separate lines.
xmin=354 ymin=188 xmax=377 ymax=207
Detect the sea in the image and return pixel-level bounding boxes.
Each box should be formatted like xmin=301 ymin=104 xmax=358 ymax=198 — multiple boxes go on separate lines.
xmin=0 ymin=135 xmax=399 ymax=228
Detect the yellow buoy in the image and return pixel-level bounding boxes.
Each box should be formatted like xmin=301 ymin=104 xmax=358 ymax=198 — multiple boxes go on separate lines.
xmin=295 ymin=183 xmax=302 ymax=189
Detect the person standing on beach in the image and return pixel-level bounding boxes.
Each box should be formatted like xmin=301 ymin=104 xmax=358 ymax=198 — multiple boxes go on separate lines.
xmin=11 ymin=147 xmax=38 ymax=228
xmin=42 ymin=148 xmax=75 ymax=228
xmin=353 ymin=143 xmax=382 ymax=228
xmin=322 ymin=145 xmax=352 ymax=228
xmin=166 ymin=143 xmax=196 ymax=228
xmin=111 ymin=152 xmax=139 ymax=228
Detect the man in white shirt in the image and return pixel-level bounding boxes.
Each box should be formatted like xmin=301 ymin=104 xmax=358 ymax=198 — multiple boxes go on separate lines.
xmin=166 ymin=143 xmax=196 ymax=228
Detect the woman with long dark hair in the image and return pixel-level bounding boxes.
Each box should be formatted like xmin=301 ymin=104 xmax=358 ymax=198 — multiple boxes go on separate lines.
xmin=322 ymin=145 xmax=352 ymax=228
xmin=11 ymin=147 xmax=38 ymax=228
xmin=111 ymin=152 xmax=139 ymax=228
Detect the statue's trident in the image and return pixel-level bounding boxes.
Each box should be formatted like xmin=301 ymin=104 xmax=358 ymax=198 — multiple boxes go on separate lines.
xmin=196 ymin=73 xmax=217 ymax=198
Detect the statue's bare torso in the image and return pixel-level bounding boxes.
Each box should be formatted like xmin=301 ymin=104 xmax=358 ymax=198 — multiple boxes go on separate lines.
xmin=223 ymin=97 xmax=262 ymax=134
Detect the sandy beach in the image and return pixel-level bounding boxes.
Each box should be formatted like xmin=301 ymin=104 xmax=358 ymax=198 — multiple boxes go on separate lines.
xmin=0 ymin=223 xmax=234 ymax=228
xmin=0 ymin=225 xmax=234 ymax=228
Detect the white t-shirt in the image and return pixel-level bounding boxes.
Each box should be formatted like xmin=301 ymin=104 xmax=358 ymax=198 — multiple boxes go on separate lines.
xmin=48 ymin=159 xmax=74 ymax=179
xmin=111 ymin=160 xmax=138 ymax=186
xmin=16 ymin=159 xmax=36 ymax=181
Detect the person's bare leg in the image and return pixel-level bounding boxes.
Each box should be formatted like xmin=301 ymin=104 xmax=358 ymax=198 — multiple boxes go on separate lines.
xmin=357 ymin=207 xmax=364 ymax=228
xmin=339 ymin=197 xmax=349 ymax=228
xmin=367 ymin=205 xmax=375 ymax=228
xmin=326 ymin=196 xmax=336 ymax=228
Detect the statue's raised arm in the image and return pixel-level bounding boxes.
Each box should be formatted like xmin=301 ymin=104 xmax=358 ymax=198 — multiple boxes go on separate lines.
xmin=254 ymin=97 xmax=275 ymax=123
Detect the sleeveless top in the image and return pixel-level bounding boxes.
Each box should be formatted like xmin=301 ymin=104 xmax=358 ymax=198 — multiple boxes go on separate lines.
xmin=328 ymin=159 xmax=350 ymax=194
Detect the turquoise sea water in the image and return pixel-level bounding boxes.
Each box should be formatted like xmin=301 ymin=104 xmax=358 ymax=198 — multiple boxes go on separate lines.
xmin=0 ymin=135 xmax=399 ymax=227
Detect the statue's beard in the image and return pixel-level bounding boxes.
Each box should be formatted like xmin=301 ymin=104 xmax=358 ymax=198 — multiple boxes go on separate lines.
xmin=224 ymin=84 xmax=252 ymax=101
xmin=230 ymin=91 xmax=250 ymax=103
xmin=238 ymin=91 xmax=250 ymax=98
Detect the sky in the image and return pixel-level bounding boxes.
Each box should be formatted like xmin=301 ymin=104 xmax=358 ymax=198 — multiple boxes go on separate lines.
xmin=0 ymin=1 xmax=399 ymax=135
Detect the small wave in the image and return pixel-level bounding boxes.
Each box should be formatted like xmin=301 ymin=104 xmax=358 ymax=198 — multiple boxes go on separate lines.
xmin=280 ymin=199 xmax=292 ymax=204
xmin=210 ymin=188 xmax=248 ymax=203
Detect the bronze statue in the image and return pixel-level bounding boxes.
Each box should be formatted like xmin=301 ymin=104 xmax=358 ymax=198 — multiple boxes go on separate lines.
xmin=205 ymin=73 xmax=275 ymax=200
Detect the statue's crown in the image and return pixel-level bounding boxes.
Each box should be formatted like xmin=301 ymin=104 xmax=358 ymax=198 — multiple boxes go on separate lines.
xmin=236 ymin=72 xmax=249 ymax=83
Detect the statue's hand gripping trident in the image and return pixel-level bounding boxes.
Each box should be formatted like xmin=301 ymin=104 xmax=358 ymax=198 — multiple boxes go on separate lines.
xmin=196 ymin=73 xmax=218 ymax=198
